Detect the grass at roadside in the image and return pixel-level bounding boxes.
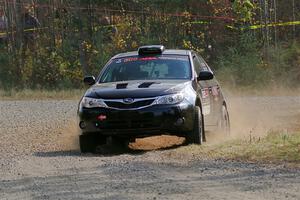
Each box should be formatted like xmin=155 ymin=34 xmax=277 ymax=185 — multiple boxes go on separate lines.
xmin=0 ymin=89 xmax=84 ymax=100
xmin=177 ymin=131 xmax=300 ymax=165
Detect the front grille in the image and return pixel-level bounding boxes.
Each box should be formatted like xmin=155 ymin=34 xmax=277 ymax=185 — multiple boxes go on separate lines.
xmin=104 ymin=99 xmax=155 ymax=109
xmin=101 ymin=119 xmax=159 ymax=129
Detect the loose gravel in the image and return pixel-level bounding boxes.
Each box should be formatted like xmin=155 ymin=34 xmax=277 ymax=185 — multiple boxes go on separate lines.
xmin=0 ymin=97 xmax=299 ymax=200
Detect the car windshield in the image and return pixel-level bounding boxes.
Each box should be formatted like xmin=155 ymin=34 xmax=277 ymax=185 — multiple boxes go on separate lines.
xmin=99 ymin=55 xmax=191 ymax=83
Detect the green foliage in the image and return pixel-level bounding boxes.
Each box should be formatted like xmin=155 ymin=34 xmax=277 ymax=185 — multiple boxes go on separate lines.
xmin=233 ymin=0 xmax=256 ymax=23
xmin=0 ymin=47 xmax=12 ymax=89
xmin=268 ymin=42 xmax=300 ymax=87
xmin=216 ymin=34 xmax=269 ymax=88
xmin=0 ymin=1 xmax=299 ymax=90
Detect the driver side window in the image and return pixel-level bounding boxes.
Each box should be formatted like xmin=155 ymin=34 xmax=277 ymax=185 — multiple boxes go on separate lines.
xmin=196 ymin=53 xmax=210 ymax=71
xmin=193 ymin=54 xmax=202 ymax=75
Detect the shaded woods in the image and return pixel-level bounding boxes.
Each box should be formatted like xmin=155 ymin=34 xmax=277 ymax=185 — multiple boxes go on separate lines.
xmin=0 ymin=0 xmax=299 ymax=90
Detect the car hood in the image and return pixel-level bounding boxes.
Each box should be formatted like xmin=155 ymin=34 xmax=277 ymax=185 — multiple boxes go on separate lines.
xmin=85 ymin=80 xmax=192 ymax=99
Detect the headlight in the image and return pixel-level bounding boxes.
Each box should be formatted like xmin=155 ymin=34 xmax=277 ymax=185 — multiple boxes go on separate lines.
xmin=155 ymin=93 xmax=184 ymax=105
xmin=80 ymin=97 xmax=107 ymax=108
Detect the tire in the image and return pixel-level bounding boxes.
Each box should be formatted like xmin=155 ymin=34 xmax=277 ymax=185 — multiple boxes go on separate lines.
xmin=218 ymin=105 xmax=230 ymax=135
xmin=186 ymin=106 xmax=203 ymax=145
xmin=110 ymin=137 xmax=130 ymax=151
xmin=201 ymin=113 xmax=206 ymax=142
xmin=79 ymin=134 xmax=106 ymax=153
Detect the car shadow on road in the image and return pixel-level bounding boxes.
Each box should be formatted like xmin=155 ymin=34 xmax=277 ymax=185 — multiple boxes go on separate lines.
xmin=34 ymin=135 xmax=188 ymax=158
xmin=34 ymin=141 xmax=187 ymax=158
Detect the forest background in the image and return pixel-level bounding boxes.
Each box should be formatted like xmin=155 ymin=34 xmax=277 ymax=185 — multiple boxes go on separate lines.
xmin=0 ymin=0 xmax=299 ymax=91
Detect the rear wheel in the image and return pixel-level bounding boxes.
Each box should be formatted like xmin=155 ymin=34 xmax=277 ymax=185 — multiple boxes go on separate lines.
xmin=218 ymin=105 xmax=230 ymax=135
xmin=186 ymin=106 xmax=203 ymax=145
xmin=79 ymin=134 xmax=106 ymax=153
xmin=201 ymin=113 xmax=206 ymax=142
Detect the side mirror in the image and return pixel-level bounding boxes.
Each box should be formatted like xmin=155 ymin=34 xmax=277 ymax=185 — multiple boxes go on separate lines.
xmin=197 ymin=71 xmax=214 ymax=81
xmin=83 ymin=76 xmax=96 ymax=85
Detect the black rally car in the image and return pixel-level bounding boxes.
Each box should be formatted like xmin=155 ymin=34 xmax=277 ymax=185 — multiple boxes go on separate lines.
xmin=78 ymin=45 xmax=229 ymax=153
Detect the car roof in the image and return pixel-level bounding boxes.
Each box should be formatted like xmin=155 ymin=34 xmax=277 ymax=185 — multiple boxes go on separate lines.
xmin=112 ymin=49 xmax=190 ymax=59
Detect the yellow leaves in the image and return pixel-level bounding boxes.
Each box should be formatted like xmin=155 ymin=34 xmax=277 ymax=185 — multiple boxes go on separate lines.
xmin=197 ymin=32 xmax=205 ymax=41
xmin=81 ymin=41 xmax=92 ymax=51
xmin=208 ymin=0 xmax=214 ymax=4
xmin=182 ymin=11 xmax=191 ymax=18
xmin=131 ymin=41 xmax=138 ymax=49
xmin=182 ymin=39 xmax=191 ymax=49
xmin=256 ymin=61 xmax=269 ymax=68
xmin=182 ymin=40 xmax=204 ymax=53
xmin=111 ymin=35 xmax=127 ymax=51
xmin=116 ymin=38 xmax=126 ymax=50
xmin=81 ymin=40 xmax=98 ymax=54
xmin=182 ymin=11 xmax=192 ymax=23
xmin=55 ymin=38 xmax=62 ymax=47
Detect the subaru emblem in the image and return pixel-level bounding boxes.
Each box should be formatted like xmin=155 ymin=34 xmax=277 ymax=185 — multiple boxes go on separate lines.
xmin=123 ymin=98 xmax=134 ymax=104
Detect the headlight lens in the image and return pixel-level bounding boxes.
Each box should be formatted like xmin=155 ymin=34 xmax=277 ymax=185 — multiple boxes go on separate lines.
xmin=80 ymin=97 xmax=107 ymax=108
xmin=155 ymin=93 xmax=184 ymax=105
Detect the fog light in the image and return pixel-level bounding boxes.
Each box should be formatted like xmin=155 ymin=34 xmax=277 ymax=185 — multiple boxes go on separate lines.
xmin=79 ymin=121 xmax=86 ymax=129
xmin=174 ymin=118 xmax=184 ymax=126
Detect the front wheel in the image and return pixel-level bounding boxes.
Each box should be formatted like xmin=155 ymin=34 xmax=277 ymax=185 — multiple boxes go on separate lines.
xmin=110 ymin=137 xmax=130 ymax=151
xmin=186 ymin=106 xmax=204 ymax=145
xmin=79 ymin=134 xmax=106 ymax=153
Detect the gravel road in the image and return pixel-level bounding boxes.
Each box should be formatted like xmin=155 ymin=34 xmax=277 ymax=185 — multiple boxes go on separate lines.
xmin=0 ymin=97 xmax=300 ymax=200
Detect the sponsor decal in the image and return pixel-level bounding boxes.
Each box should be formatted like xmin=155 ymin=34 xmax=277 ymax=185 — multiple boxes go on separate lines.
xmin=139 ymin=57 xmax=157 ymax=61
xmin=211 ymin=86 xmax=220 ymax=101
xmin=123 ymin=57 xmax=138 ymax=63
xmin=201 ymin=88 xmax=209 ymax=98
xmin=212 ymin=86 xmax=219 ymax=96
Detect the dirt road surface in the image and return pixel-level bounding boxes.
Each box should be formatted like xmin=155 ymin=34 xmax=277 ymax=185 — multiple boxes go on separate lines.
xmin=0 ymin=96 xmax=300 ymax=199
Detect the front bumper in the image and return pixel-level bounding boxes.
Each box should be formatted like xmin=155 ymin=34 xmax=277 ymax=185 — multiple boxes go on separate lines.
xmin=78 ymin=101 xmax=195 ymax=137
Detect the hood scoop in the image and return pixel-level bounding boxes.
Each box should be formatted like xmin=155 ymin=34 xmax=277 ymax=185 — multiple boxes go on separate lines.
xmin=138 ymin=82 xmax=157 ymax=88
xmin=116 ymin=83 xmax=128 ymax=89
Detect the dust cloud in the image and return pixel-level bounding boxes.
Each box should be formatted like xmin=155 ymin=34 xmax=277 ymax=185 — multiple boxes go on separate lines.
xmin=58 ymin=119 xmax=80 ymax=151
xmin=228 ymin=94 xmax=300 ymax=137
